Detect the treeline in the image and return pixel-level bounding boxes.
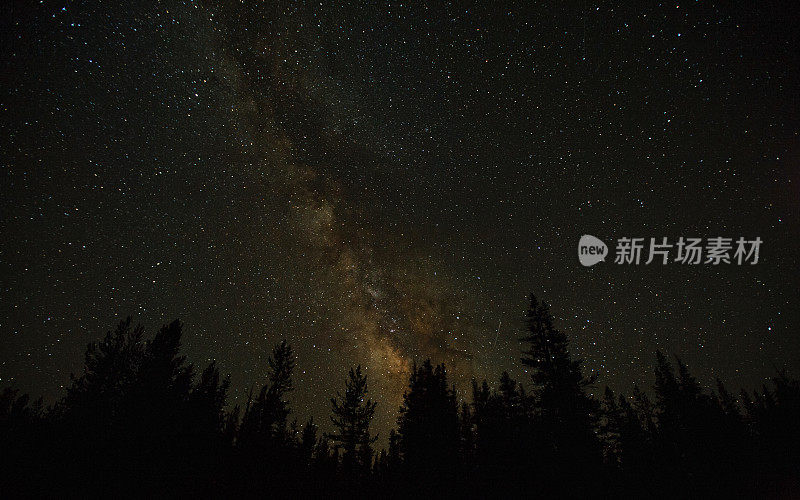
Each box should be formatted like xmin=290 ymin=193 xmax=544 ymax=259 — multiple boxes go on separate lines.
xmin=1 ymin=294 xmax=798 ymax=497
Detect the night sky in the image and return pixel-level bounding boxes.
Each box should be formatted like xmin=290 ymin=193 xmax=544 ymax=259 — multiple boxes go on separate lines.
xmin=2 ymin=1 xmax=799 ymax=441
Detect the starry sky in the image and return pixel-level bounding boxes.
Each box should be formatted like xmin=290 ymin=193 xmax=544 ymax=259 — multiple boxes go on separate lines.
xmin=2 ymin=1 xmax=799 ymax=441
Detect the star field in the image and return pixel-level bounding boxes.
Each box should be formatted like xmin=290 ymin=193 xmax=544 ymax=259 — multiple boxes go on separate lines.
xmin=2 ymin=0 xmax=798 ymax=441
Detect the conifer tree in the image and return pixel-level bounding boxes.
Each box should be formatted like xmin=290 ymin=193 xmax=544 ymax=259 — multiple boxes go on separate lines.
xmin=239 ymin=340 xmax=296 ymax=448
xmin=519 ymin=294 xmax=601 ymax=491
xmin=397 ymin=360 xmax=460 ymax=483
xmin=328 ymin=365 xmax=378 ymax=473
xmin=299 ymin=417 xmax=318 ymax=466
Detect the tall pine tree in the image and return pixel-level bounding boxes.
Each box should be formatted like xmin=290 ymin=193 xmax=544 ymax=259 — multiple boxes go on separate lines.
xmin=397 ymin=360 xmax=460 ymax=486
xmin=519 ymin=293 xmax=601 ymax=493
xmin=328 ymin=365 xmax=378 ymax=474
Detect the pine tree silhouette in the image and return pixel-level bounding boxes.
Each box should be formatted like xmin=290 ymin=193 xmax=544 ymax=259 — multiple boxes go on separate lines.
xmin=327 ymin=365 xmax=378 ymax=476
xmin=741 ymin=370 xmax=800 ymax=495
xmin=239 ymin=340 xmax=295 ymax=450
xmin=519 ymin=293 xmax=601 ymax=494
xmin=1 ymin=302 xmax=798 ymax=497
xmin=299 ymin=417 xmax=318 ymax=467
xmin=396 ymin=359 xmax=460 ymax=491
xmin=45 ymin=319 xmax=231 ymax=495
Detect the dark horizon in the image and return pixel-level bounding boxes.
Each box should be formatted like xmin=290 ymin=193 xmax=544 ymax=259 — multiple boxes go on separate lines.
xmin=2 ymin=293 xmax=798 ymax=497
xmin=2 ymin=301 xmax=798 ymax=450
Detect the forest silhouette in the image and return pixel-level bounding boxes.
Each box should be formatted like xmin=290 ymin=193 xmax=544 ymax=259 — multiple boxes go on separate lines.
xmin=1 ymin=294 xmax=798 ymax=498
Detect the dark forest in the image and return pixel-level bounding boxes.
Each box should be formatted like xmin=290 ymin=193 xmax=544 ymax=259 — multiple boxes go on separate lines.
xmin=2 ymin=294 xmax=798 ymax=498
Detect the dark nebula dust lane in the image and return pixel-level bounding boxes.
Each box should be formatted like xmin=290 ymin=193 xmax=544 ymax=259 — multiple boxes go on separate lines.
xmin=2 ymin=1 xmax=799 ymax=440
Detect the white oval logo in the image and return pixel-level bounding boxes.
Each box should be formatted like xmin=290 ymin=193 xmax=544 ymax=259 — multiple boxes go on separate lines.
xmin=578 ymin=235 xmax=608 ymax=267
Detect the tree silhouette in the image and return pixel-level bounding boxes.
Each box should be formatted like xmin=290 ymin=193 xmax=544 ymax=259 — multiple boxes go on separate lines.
xmin=328 ymin=365 xmax=378 ymax=476
xmin=396 ymin=359 xmax=460 ymax=491
xmin=1 ymin=296 xmax=799 ymax=497
xmin=299 ymin=417 xmax=318 ymax=466
xmin=62 ymin=318 xmax=144 ymax=423
xmin=469 ymin=372 xmax=532 ymax=491
xmin=39 ymin=319 xmax=231 ymax=495
xmin=519 ymin=293 xmax=602 ymax=494
xmin=231 ymin=339 xmax=301 ymax=495
xmin=239 ymin=340 xmax=296 ymax=450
